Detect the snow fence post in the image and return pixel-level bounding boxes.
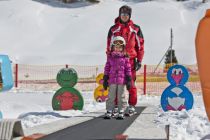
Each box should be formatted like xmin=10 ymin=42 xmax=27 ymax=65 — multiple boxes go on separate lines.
xmin=15 ymin=64 xmax=18 ymax=88
xmin=96 ymin=67 xmax=98 ymax=78
xmin=65 ymin=64 xmax=68 ymax=68
xmin=165 ymin=124 xmax=170 ymax=140
xmin=143 ymin=64 xmax=147 ymax=95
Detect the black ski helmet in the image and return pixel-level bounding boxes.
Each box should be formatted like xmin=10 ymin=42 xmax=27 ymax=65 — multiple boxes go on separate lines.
xmin=119 ymin=5 xmax=132 ymax=17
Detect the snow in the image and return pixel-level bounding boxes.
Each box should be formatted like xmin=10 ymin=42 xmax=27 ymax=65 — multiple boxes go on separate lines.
xmin=0 ymin=91 xmax=105 ymax=128
xmin=155 ymin=94 xmax=210 ymax=140
xmin=1 ymin=91 xmax=210 ymax=139
xmin=1 ymin=0 xmax=210 ymax=139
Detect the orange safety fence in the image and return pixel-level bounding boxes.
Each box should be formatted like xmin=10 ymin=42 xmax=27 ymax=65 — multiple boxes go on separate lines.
xmin=12 ymin=64 xmax=201 ymax=95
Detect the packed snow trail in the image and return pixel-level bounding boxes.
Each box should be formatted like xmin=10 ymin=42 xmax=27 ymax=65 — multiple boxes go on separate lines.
xmin=40 ymin=107 xmax=147 ymax=140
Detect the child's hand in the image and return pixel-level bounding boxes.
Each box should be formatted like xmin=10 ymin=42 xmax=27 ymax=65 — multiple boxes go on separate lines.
xmin=134 ymin=58 xmax=141 ymax=71
xmin=103 ymin=82 xmax=108 ymax=90
xmin=103 ymin=75 xmax=109 ymax=90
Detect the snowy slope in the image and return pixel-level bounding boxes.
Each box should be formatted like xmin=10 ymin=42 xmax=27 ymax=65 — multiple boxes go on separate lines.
xmin=0 ymin=0 xmax=209 ymax=65
xmin=1 ymin=1 xmax=210 ymax=140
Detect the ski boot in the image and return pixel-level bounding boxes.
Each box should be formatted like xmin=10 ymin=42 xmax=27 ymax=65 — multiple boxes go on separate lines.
xmin=104 ymin=110 xmax=112 ymax=119
xmin=112 ymin=107 xmax=119 ymax=118
xmin=116 ymin=110 xmax=125 ymax=120
xmin=125 ymin=106 xmax=137 ymax=117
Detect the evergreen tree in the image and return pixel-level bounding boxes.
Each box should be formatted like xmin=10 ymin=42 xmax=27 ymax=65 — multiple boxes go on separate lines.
xmin=164 ymin=49 xmax=178 ymax=64
xmin=163 ymin=49 xmax=178 ymax=72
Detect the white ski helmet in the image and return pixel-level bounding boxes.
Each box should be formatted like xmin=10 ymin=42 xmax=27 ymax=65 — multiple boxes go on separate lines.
xmin=111 ymin=36 xmax=126 ymax=46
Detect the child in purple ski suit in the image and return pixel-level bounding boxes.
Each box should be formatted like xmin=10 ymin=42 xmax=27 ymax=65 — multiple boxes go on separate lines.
xmin=103 ymin=36 xmax=132 ymax=119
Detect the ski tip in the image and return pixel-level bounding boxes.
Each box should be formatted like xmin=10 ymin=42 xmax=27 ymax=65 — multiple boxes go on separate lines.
xmin=116 ymin=117 xmax=124 ymax=120
xmin=103 ymin=116 xmax=111 ymax=119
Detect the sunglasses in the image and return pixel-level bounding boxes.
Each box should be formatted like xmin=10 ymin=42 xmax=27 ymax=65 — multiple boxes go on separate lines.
xmin=120 ymin=13 xmax=129 ymax=16
xmin=113 ymin=40 xmax=124 ymax=46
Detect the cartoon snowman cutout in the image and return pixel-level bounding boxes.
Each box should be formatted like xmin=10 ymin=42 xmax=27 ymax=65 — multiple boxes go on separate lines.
xmin=161 ymin=65 xmax=194 ymax=111
xmin=94 ymin=73 xmax=109 ymax=102
xmin=52 ymin=68 xmax=84 ymax=111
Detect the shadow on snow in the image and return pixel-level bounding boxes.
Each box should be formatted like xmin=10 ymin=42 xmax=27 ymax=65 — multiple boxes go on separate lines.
xmin=18 ymin=111 xmax=70 ymax=119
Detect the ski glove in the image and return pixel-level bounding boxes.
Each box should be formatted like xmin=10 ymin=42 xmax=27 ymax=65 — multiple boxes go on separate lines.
xmin=103 ymin=75 xmax=109 ymax=90
xmin=135 ymin=59 xmax=141 ymax=71
xmin=126 ymin=76 xmax=132 ymax=90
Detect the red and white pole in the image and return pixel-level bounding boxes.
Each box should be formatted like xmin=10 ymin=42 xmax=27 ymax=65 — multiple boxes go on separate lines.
xmin=143 ymin=64 xmax=147 ymax=95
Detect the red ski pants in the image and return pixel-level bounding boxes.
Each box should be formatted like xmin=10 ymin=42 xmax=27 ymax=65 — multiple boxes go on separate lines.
xmin=128 ymin=69 xmax=137 ymax=106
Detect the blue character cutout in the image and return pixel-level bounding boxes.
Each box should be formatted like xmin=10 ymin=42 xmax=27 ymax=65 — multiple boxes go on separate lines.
xmin=0 ymin=111 xmax=2 ymax=119
xmin=0 ymin=55 xmax=14 ymax=119
xmin=0 ymin=55 xmax=13 ymax=92
xmin=161 ymin=65 xmax=194 ymax=111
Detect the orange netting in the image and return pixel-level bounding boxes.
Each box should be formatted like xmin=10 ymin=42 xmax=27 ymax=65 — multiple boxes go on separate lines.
xmin=12 ymin=64 xmax=201 ymax=94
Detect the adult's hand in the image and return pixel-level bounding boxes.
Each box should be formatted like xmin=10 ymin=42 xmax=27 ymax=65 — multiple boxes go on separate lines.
xmin=135 ymin=59 xmax=141 ymax=71
xmin=126 ymin=76 xmax=132 ymax=90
